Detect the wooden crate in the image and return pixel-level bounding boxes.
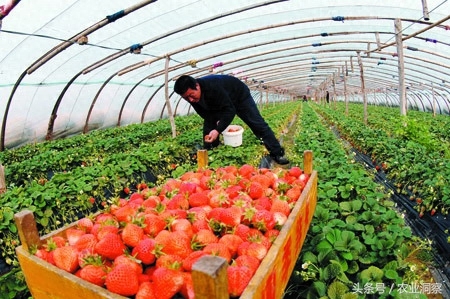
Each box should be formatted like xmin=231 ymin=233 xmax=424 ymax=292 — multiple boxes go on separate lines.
xmin=14 ymin=151 xmax=317 ymax=299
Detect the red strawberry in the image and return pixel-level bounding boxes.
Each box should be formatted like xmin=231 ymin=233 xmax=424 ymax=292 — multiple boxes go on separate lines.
xmin=237 ymin=241 xmax=250 ymax=256
xmin=142 ymin=195 xmax=160 ymax=208
xmin=248 ymin=181 xmax=264 ymax=199
xmin=208 ymin=207 xmax=226 ymax=222
xmin=188 ymin=206 xmax=209 ymax=221
xmin=251 ymin=210 xmax=276 ymax=232
xmin=227 ymin=265 xmax=253 ymax=297
xmin=95 ymin=225 xmax=119 ymax=240
xmin=95 ymin=213 xmax=116 ymax=225
xmin=179 ymin=182 xmax=199 ymax=196
xmin=225 ymin=185 xmax=243 ymax=199
xmin=129 ymin=192 xmax=144 ymax=204
xmin=264 ymin=229 xmax=280 ymax=243
xmin=74 ymin=233 xmax=97 ymax=251
xmin=251 ymin=174 xmax=272 ymax=189
xmin=161 ymin=231 xmax=193 ymax=259
xmin=77 ymin=217 xmax=94 ymax=233
xmin=285 ymin=186 xmax=301 ymax=202
xmin=44 ymin=236 xmax=66 ymax=250
xmin=156 ymin=254 xmax=183 ymax=269
xmin=138 ymin=273 xmax=152 ymax=284
xmin=114 ymin=254 xmax=142 ymax=275
xmin=171 ymin=218 xmax=194 ymax=237
xmin=53 ymin=245 xmax=80 ymax=273
xmin=192 ymin=219 xmax=212 ymax=233
xmin=94 ymin=233 xmax=126 ymax=260
xmin=180 ymin=272 xmax=195 ymax=299
xmin=154 ymin=230 xmax=171 ymax=248
xmin=121 ymin=223 xmax=144 ymax=247
xmin=182 ymin=251 xmax=207 ymax=272
xmin=202 ymin=243 xmax=232 ymax=263
xmin=193 ymin=229 xmax=219 ymax=248
xmin=253 ymin=196 xmax=272 ymax=211
xmin=218 ymin=234 xmax=244 ymax=257
xmin=132 ymin=238 xmax=158 ymax=265
xmin=113 ymin=205 xmax=137 ymax=223
xmin=165 ymin=193 xmax=189 ymax=210
xmin=188 ymin=190 xmax=210 ymax=207
xmin=152 ymin=267 xmax=185 ymax=299
xmin=288 ymin=166 xmax=302 ymax=178
xmin=208 ymin=190 xmax=230 ymax=208
xmin=34 ymin=247 xmax=49 ymax=261
xmin=270 ymin=198 xmax=291 ymax=216
xmin=79 ymin=264 xmax=107 ymax=287
xmin=235 ymin=254 xmax=260 ymax=275
xmin=143 ymin=214 xmax=166 ymax=237
xmin=220 ymin=206 xmax=242 ymax=227
xmin=273 ymin=212 xmax=288 ymax=226
xmin=123 ymin=187 xmax=131 ymax=195
xmin=246 ymin=242 xmax=268 ymax=261
xmin=298 ymin=173 xmax=309 ymax=185
xmin=239 ymin=164 xmax=256 ymax=179
xmin=135 ymin=281 xmax=156 ymax=299
xmin=105 ymin=263 xmax=140 ymax=296
xmin=234 ymin=224 xmax=251 ymax=241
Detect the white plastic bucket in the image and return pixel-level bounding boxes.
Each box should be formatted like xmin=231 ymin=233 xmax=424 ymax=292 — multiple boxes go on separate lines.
xmin=223 ymin=125 xmax=244 ymax=147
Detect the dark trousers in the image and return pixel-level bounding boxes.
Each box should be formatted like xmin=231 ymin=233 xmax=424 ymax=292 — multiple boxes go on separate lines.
xmin=203 ymin=96 xmax=284 ymax=157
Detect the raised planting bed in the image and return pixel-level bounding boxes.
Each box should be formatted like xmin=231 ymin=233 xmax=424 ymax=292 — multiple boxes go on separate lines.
xmin=14 ymin=151 xmax=317 ymax=299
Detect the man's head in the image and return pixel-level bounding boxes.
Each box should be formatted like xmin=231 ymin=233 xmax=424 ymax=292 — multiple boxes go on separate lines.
xmin=174 ymin=75 xmax=201 ymax=103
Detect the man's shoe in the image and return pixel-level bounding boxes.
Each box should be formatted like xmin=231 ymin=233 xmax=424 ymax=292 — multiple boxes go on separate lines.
xmin=273 ymin=155 xmax=290 ymax=165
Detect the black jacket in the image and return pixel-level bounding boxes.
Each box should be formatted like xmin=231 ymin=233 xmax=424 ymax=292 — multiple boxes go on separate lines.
xmin=193 ymin=75 xmax=251 ymax=133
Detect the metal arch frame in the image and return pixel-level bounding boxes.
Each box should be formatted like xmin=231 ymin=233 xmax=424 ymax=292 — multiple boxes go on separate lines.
xmin=0 ymin=0 xmax=159 ymax=150
xmin=3 ymin=8 xmax=449 ymax=149
xmin=75 ymin=1 xmax=289 ymax=133
xmin=1 ymin=0 xmax=285 ymax=148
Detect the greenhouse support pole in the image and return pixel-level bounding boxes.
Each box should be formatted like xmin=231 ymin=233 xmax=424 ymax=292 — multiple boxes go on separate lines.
xmin=0 ymin=164 xmax=6 ymax=194
xmin=344 ymin=63 xmax=349 ymax=115
xmin=344 ymin=78 xmax=348 ymax=115
xmin=332 ymin=73 xmax=337 ymax=110
xmin=395 ymin=19 xmax=407 ymax=116
xmin=164 ymin=55 xmax=177 ymax=138
xmin=421 ymin=0 xmax=430 ymax=21
xmin=356 ymin=51 xmax=368 ymax=125
xmin=432 ymin=83 xmax=436 ymax=117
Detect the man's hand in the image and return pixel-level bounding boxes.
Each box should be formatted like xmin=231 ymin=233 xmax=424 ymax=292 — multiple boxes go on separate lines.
xmin=204 ymin=129 xmax=220 ymax=143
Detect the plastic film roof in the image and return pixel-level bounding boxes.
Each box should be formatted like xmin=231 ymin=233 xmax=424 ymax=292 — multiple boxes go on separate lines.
xmin=0 ymin=0 xmax=449 ymax=149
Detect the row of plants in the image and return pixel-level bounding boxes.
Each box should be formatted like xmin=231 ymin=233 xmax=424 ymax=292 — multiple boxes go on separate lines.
xmin=284 ymin=103 xmax=433 ymax=299
xmin=314 ymin=102 xmax=450 ymax=218
xmin=0 ymin=100 xmax=301 ymax=298
xmin=0 ymin=98 xmax=437 ymax=299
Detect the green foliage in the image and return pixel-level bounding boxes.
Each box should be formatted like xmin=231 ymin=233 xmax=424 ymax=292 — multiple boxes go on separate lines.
xmin=284 ymin=103 xmax=421 ymax=299
xmin=0 ymin=101 xmax=302 ymax=298
xmin=394 ymin=116 xmax=437 ymax=153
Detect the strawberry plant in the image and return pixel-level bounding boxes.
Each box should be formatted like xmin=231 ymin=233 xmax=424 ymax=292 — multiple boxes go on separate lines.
xmin=284 ymin=103 xmax=427 ymax=299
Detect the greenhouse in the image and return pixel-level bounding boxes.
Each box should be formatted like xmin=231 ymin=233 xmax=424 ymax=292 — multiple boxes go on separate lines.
xmin=0 ymin=0 xmax=449 ymax=298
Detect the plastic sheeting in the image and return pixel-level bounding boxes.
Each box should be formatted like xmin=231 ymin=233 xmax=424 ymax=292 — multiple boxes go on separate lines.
xmin=0 ymin=0 xmax=449 ymax=149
